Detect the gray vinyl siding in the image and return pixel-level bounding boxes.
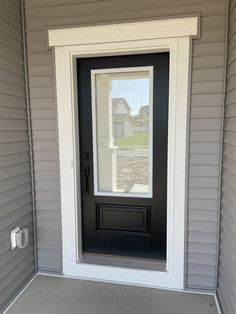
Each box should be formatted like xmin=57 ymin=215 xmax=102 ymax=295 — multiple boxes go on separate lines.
xmin=217 ymin=0 xmax=236 ymax=313
xmin=25 ymin=0 xmax=226 ymax=289
xmin=0 ymin=0 xmax=35 ymax=311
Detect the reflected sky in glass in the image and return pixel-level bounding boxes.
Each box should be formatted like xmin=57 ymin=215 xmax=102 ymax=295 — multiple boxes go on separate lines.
xmin=112 ymin=79 xmax=149 ymax=115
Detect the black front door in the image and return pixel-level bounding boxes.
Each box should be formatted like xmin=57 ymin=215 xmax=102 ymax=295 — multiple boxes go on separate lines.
xmin=77 ymin=53 xmax=169 ymax=260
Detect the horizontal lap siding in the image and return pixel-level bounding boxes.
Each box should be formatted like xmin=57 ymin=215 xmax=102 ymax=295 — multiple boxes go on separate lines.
xmin=0 ymin=0 xmax=34 ymax=312
xmin=25 ymin=0 xmax=226 ymax=289
xmin=187 ymin=4 xmax=226 ymax=288
xmin=218 ymin=0 xmax=236 ymax=313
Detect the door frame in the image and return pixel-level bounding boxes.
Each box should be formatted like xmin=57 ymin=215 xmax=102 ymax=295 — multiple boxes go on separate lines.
xmin=48 ymin=16 xmax=199 ymax=290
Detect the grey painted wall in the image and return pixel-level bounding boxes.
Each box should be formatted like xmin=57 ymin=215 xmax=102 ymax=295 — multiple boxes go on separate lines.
xmin=218 ymin=0 xmax=236 ymax=313
xmin=25 ymin=0 xmax=226 ymax=290
xmin=0 ymin=0 xmax=35 ymax=312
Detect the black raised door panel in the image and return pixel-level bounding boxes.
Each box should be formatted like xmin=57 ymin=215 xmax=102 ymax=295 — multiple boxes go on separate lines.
xmin=77 ymin=53 xmax=169 ymax=260
xmin=97 ymin=204 xmax=150 ymax=233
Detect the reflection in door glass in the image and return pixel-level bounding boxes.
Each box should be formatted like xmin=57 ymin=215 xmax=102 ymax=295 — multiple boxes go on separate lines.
xmin=92 ymin=67 xmax=153 ymax=197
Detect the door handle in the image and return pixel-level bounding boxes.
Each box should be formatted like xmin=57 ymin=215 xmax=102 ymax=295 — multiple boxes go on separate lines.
xmin=82 ymin=165 xmax=90 ymax=194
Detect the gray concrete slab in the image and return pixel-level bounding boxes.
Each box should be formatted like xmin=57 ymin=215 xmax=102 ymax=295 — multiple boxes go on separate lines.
xmin=6 ymin=275 xmax=218 ymax=314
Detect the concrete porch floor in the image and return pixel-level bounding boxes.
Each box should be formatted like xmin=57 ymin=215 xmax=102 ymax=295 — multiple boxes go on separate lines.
xmin=6 ymin=275 xmax=218 ymax=314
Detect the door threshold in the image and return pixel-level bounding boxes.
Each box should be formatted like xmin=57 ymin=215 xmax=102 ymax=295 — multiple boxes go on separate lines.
xmin=80 ymin=253 xmax=166 ymax=272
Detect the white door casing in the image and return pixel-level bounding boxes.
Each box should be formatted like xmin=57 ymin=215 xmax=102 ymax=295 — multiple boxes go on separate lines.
xmin=48 ymin=16 xmax=199 ymax=290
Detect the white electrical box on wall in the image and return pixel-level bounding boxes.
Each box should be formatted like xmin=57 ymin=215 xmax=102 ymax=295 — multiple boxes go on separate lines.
xmin=11 ymin=226 xmax=29 ymax=250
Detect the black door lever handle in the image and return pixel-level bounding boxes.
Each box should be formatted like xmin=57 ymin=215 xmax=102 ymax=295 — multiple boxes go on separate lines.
xmin=82 ymin=165 xmax=90 ymax=194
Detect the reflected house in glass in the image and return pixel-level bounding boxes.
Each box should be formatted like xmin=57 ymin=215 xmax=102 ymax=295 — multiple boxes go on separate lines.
xmin=112 ymin=98 xmax=134 ymax=139
xmin=133 ymin=105 xmax=150 ymax=133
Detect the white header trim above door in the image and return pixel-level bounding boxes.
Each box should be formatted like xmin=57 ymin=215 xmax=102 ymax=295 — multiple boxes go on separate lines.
xmin=48 ymin=17 xmax=199 ymax=47
xmin=49 ymin=16 xmax=199 ymax=290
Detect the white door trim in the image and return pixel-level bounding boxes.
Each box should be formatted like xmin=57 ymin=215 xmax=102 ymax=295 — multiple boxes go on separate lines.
xmin=48 ymin=16 xmax=199 ymax=290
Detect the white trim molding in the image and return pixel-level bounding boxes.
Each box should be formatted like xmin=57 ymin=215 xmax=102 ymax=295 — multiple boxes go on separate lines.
xmin=48 ymin=17 xmax=199 ymax=47
xmin=49 ymin=16 xmax=199 ymax=290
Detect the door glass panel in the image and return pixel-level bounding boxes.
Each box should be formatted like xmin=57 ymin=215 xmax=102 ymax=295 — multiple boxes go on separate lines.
xmin=91 ymin=67 xmax=153 ymax=197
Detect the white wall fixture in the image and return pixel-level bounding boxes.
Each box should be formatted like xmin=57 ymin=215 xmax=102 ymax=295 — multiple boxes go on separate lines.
xmin=48 ymin=16 xmax=199 ymax=290
xmin=11 ymin=227 xmax=29 ymax=250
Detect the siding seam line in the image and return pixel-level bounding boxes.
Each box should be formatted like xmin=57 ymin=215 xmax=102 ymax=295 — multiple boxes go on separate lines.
xmin=24 ymin=1 xmax=225 ymax=22
xmin=0 ymin=36 xmax=23 ymax=49
xmin=0 ymin=1 xmax=22 ymax=19
xmin=13 ymin=0 xmax=21 ymax=8
xmin=216 ymin=0 xmax=229 ymax=295
xmin=0 ymin=66 xmax=24 ymax=77
xmin=0 ymin=92 xmax=26 ymax=99
xmin=0 ymin=26 xmax=23 ymax=42
xmin=0 ymin=14 xmax=22 ymax=31
xmin=24 ymin=0 xmax=110 ymax=10
xmin=21 ymin=0 xmax=37 ymax=272
xmin=0 ymin=51 xmax=24 ymax=64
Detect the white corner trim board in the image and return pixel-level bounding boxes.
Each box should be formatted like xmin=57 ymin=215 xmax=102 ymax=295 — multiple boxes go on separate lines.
xmin=49 ymin=16 xmax=199 ymax=290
